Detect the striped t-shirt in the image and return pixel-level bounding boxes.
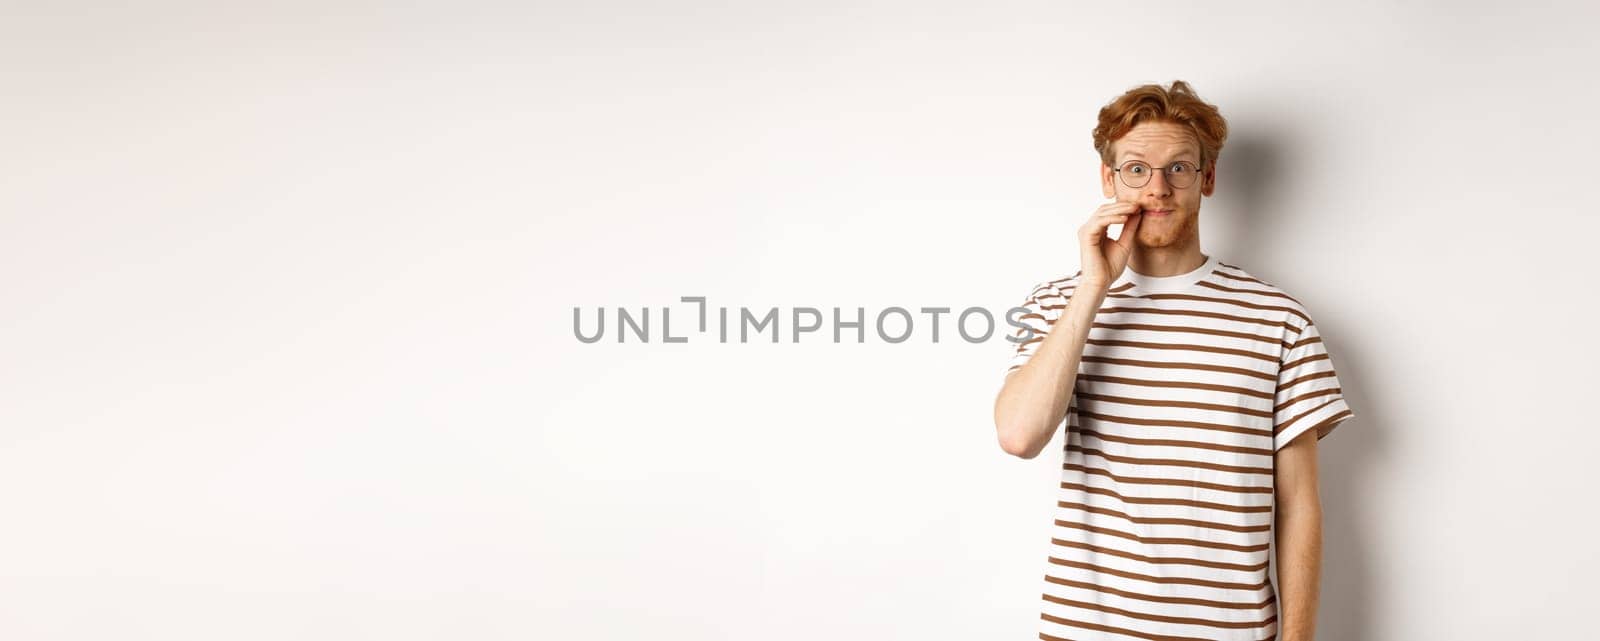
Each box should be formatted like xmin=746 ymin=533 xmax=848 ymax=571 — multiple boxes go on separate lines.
xmin=1005 ymin=253 xmax=1355 ymax=641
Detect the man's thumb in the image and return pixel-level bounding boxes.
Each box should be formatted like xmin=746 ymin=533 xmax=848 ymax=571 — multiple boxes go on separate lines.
xmin=1116 ymin=210 xmax=1142 ymax=249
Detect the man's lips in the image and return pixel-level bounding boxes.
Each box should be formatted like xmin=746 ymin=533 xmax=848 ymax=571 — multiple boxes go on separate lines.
xmin=1142 ymin=208 xmax=1174 ymax=217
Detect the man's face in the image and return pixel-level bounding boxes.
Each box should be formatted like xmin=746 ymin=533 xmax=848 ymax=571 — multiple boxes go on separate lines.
xmin=1099 ymin=121 xmax=1215 ymax=250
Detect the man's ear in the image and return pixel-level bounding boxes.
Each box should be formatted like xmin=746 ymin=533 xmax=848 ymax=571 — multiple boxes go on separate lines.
xmin=1101 ymin=163 xmax=1116 ymax=198
xmin=1200 ymin=162 xmax=1217 ymax=197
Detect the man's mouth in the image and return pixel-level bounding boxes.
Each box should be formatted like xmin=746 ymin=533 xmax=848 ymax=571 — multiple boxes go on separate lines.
xmin=1143 ymin=209 xmax=1174 ymax=217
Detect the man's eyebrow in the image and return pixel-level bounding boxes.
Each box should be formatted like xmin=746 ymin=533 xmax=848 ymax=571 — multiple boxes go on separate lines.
xmin=1122 ymin=150 xmax=1199 ymax=161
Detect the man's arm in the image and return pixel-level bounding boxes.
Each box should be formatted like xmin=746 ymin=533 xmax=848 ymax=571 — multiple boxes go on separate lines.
xmin=992 ymin=280 xmax=1108 ymax=459
xmin=995 ymin=199 xmax=1142 ymax=459
xmin=1274 ymin=428 xmax=1323 ymax=641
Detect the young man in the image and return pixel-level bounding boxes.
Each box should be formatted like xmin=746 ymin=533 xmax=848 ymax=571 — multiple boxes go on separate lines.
xmin=993 ymin=81 xmax=1355 ymax=641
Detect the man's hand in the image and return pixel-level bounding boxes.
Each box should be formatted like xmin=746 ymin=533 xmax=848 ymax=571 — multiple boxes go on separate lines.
xmin=1078 ymin=200 xmax=1143 ymax=287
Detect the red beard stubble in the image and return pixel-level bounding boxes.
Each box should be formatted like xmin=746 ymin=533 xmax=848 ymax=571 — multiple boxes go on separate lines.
xmin=1132 ymin=208 xmax=1199 ymax=249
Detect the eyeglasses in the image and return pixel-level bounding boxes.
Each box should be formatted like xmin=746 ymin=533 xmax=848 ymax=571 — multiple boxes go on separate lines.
xmin=1112 ymin=160 xmax=1202 ymax=189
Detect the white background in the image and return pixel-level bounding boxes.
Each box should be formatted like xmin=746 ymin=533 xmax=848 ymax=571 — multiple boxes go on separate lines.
xmin=3 ymin=1 xmax=1597 ymax=639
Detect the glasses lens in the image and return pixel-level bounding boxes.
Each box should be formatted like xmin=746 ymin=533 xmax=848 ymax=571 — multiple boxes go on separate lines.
xmin=1120 ymin=161 xmax=1150 ymax=187
xmin=1167 ymin=162 xmax=1197 ymax=188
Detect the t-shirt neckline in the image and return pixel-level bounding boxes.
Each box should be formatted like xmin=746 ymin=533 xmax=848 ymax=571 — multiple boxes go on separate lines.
xmin=1113 ymin=253 xmax=1218 ymax=294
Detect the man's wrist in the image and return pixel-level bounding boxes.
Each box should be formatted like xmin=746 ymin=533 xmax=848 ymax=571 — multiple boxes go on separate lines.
xmin=1068 ymin=281 xmax=1109 ymax=313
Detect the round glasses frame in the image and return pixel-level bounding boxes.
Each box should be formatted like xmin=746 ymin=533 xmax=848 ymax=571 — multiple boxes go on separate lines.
xmin=1112 ymin=160 xmax=1203 ymax=189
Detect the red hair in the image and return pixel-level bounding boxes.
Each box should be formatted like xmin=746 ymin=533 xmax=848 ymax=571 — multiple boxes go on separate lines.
xmin=1092 ymin=80 xmax=1229 ymax=171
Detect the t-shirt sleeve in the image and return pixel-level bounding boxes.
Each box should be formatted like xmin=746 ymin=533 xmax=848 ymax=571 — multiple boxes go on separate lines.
xmin=1005 ymin=281 xmax=1060 ymax=375
xmin=1272 ymin=316 xmax=1356 ymax=451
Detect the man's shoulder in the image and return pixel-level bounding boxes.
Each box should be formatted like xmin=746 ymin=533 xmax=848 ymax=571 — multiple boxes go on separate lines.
xmin=1212 ymin=261 xmax=1317 ymax=325
xmin=1021 ymin=270 xmax=1085 ymax=300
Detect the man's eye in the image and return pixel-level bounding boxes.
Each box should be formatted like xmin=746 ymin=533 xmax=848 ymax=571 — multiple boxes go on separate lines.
xmin=1128 ymin=165 xmax=1146 ymax=174
xmin=1170 ymin=163 xmax=1191 ymax=174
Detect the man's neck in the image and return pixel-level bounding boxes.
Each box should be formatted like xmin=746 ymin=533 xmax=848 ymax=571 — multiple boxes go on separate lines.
xmin=1127 ymin=243 xmax=1207 ymax=278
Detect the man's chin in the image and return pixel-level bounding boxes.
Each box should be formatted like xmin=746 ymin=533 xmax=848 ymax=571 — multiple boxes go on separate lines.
xmin=1135 ymin=233 xmax=1175 ymax=249
xmin=1134 ymin=215 xmax=1192 ymax=248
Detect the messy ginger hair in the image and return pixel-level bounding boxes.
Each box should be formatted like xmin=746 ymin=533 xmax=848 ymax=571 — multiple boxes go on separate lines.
xmin=1093 ymin=80 xmax=1229 ymax=172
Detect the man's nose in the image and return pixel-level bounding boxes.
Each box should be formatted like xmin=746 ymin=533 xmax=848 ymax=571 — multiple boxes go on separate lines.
xmin=1145 ymin=170 xmax=1172 ymax=195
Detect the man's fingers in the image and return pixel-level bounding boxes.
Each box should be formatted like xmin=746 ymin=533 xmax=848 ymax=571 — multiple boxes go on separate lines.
xmin=1091 ymin=205 xmax=1137 ymax=230
xmin=1083 ymin=202 xmax=1141 ymax=246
